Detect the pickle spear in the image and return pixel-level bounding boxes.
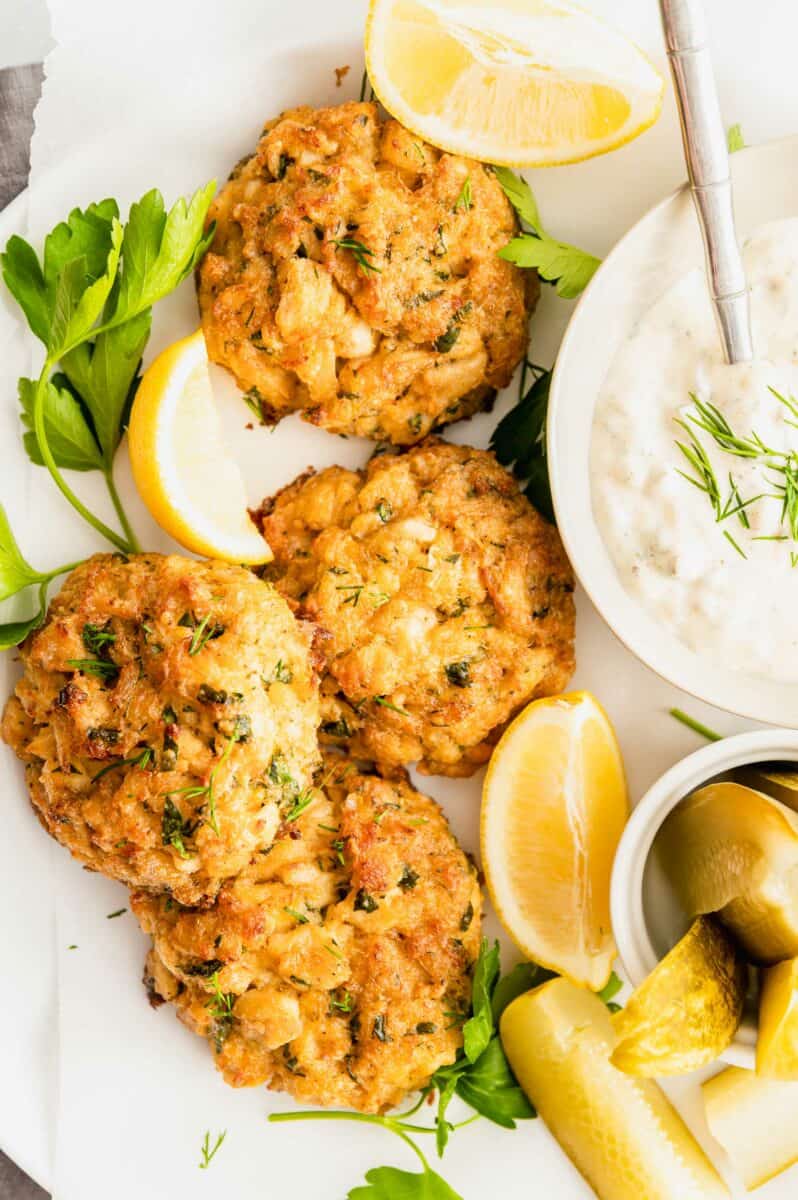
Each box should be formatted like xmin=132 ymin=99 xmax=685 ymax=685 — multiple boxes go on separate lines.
xmin=757 ymin=956 xmax=798 ymax=1079
xmin=704 ymin=1066 xmax=798 ymax=1189
xmin=501 ymin=978 xmax=729 ymax=1200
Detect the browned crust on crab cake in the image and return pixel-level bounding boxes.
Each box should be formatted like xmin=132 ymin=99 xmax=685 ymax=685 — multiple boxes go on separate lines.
xmin=254 ymin=439 xmax=575 ymax=776
xmin=133 ymin=755 xmax=481 ymax=1112
xmin=1 ymin=553 xmax=321 ymax=905
xmin=197 ymin=101 xmax=535 ymax=443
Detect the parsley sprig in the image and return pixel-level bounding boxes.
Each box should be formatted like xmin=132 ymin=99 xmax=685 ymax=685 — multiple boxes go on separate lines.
xmin=0 ymin=505 xmax=83 ymax=648
xmin=1 ymin=184 xmax=215 ymax=557
xmin=488 ymin=173 xmax=601 ymax=524
xmin=490 ymin=362 xmax=554 ymax=523
xmin=495 ymin=167 xmax=600 ymax=298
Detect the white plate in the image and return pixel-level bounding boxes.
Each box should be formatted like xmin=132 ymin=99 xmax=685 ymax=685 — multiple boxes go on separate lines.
xmin=1 ymin=16 xmax=795 ymax=1200
xmin=0 ymin=189 xmax=57 ymax=1193
xmin=549 ymin=136 xmax=798 ymax=727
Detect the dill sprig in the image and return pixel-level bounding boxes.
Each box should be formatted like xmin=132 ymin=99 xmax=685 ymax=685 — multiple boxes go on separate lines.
xmin=199 ymin=1130 xmax=227 ymax=1170
xmin=332 ymin=237 xmax=382 ymax=275
xmin=186 ymin=611 xmax=225 ymax=656
xmin=93 ymin=744 xmax=154 ymax=781
xmin=454 ymin=175 xmax=472 ymax=213
xmin=674 ymin=390 xmax=798 ymax=549
xmin=373 ymin=695 xmax=410 ymax=717
xmin=669 ymin=708 xmax=722 ymax=742
xmin=163 ymin=719 xmax=248 ymax=838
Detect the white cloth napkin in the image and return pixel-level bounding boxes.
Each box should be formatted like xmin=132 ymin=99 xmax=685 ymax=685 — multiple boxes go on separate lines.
xmin=24 ymin=1 xmax=798 ymax=1197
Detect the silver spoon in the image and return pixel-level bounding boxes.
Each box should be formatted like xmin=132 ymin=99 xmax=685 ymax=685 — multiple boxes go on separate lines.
xmin=659 ymin=0 xmax=753 ymax=363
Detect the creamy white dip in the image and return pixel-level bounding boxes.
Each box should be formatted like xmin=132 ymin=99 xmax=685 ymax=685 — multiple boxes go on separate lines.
xmin=591 ymin=219 xmax=798 ymax=682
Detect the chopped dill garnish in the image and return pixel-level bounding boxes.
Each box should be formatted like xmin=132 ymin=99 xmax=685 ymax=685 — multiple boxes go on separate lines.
xmin=284 ymin=907 xmax=309 ymax=924
xmin=336 ymin=583 xmax=364 ymax=606
xmin=722 ymin=529 xmax=747 ymax=558
xmin=373 ymin=695 xmax=410 ymax=716
xmin=199 ymin=1130 xmax=227 ymax=1170
xmin=93 ymin=745 xmax=154 ymax=781
xmin=284 ymin=785 xmax=317 ymax=822
xmin=66 ymin=657 xmax=119 ymax=680
xmin=669 ymin=708 xmax=722 ymax=742
xmin=187 ymin=612 xmax=225 ymax=655
xmin=454 ymin=175 xmax=473 ymax=212
xmin=332 ymin=237 xmax=382 ymax=274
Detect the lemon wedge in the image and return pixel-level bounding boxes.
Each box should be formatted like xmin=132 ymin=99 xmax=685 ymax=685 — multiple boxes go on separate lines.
xmin=501 ymin=979 xmax=730 ymax=1200
xmin=128 ymin=330 xmax=272 ymax=564
xmin=480 ymin=690 xmax=628 ymax=990
xmin=758 ymin=957 xmax=798 ymax=1079
xmin=365 ymin=0 xmax=664 ymax=166
xmin=611 ymin=916 xmax=746 ymax=1077
xmin=658 ymin=782 xmax=798 ymax=964
xmin=703 ymin=1066 xmax=798 ymax=1190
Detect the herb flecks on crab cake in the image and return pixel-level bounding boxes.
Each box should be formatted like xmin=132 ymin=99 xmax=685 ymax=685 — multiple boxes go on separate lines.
xmin=1 ymin=554 xmax=321 ymax=906
xmin=254 ymin=438 xmax=576 ymax=776
xmin=134 ymin=755 xmax=481 ymax=1113
xmin=197 ymin=101 xmax=535 ymax=443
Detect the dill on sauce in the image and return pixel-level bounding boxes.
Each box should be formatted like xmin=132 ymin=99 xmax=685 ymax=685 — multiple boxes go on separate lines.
xmin=674 ymin=389 xmax=798 ymax=556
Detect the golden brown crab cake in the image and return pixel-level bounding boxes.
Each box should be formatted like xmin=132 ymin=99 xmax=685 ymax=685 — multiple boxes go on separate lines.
xmin=197 ymin=101 xmax=534 ymax=443
xmin=133 ymin=756 xmax=481 ymax=1113
xmin=254 ymin=439 xmax=576 ymax=776
xmin=1 ymin=554 xmax=321 ymax=905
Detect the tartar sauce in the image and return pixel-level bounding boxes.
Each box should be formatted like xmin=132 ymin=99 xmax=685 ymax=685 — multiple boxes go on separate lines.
xmin=591 ymin=219 xmax=798 ymax=682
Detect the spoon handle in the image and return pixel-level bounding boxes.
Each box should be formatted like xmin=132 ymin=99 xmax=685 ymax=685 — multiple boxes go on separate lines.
xmin=659 ymin=0 xmax=753 ymax=363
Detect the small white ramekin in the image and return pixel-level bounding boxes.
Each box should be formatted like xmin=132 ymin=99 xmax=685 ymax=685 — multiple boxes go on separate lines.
xmin=611 ymin=728 xmax=798 ymax=1069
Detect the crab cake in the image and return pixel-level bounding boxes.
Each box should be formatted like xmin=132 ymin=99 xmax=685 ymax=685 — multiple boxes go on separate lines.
xmin=1 ymin=554 xmax=321 ymax=905
xmin=134 ymin=756 xmax=481 ymax=1113
xmin=197 ymin=101 xmax=534 ymax=443
xmin=255 ymin=439 xmax=575 ymax=776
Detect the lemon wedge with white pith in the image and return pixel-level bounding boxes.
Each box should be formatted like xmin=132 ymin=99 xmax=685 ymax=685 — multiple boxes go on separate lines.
xmin=128 ymin=330 xmax=271 ymax=564
xmin=366 ymin=0 xmax=664 ymax=167
xmin=480 ymin=690 xmax=628 ymax=990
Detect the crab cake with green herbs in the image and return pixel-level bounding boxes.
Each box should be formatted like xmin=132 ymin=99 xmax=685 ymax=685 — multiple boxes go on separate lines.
xmin=1 ymin=554 xmax=321 ymax=905
xmin=197 ymin=101 xmax=534 ymax=443
xmin=134 ymin=755 xmax=481 ymax=1113
xmin=255 ymin=439 xmax=575 ymax=776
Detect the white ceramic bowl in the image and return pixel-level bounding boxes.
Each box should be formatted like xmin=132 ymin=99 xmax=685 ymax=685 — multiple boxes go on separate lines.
xmin=548 ymin=136 xmax=798 ymax=727
xmin=611 ymin=728 xmax=798 ymax=1067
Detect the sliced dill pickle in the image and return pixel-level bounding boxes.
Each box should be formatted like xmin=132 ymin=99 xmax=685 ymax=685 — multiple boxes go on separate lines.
xmin=658 ymin=781 xmax=798 ymax=963
xmin=611 ymin=916 xmax=746 ymax=1076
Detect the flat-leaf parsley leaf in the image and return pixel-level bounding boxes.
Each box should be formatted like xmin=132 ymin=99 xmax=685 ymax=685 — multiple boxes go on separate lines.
xmin=494 ymin=166 xmax=600 ymax=299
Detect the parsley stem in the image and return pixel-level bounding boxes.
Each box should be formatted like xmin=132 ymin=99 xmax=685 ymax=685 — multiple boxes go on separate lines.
xmin=39 ymin=559 xmax=84 ymax=585
xmin=268 ymin=1110 xmax=431 ymax=1172
xmin=32 ymin=363 xmax=132 ymax=554
xmin=104 ymin=469 xmax=141 ymax=553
